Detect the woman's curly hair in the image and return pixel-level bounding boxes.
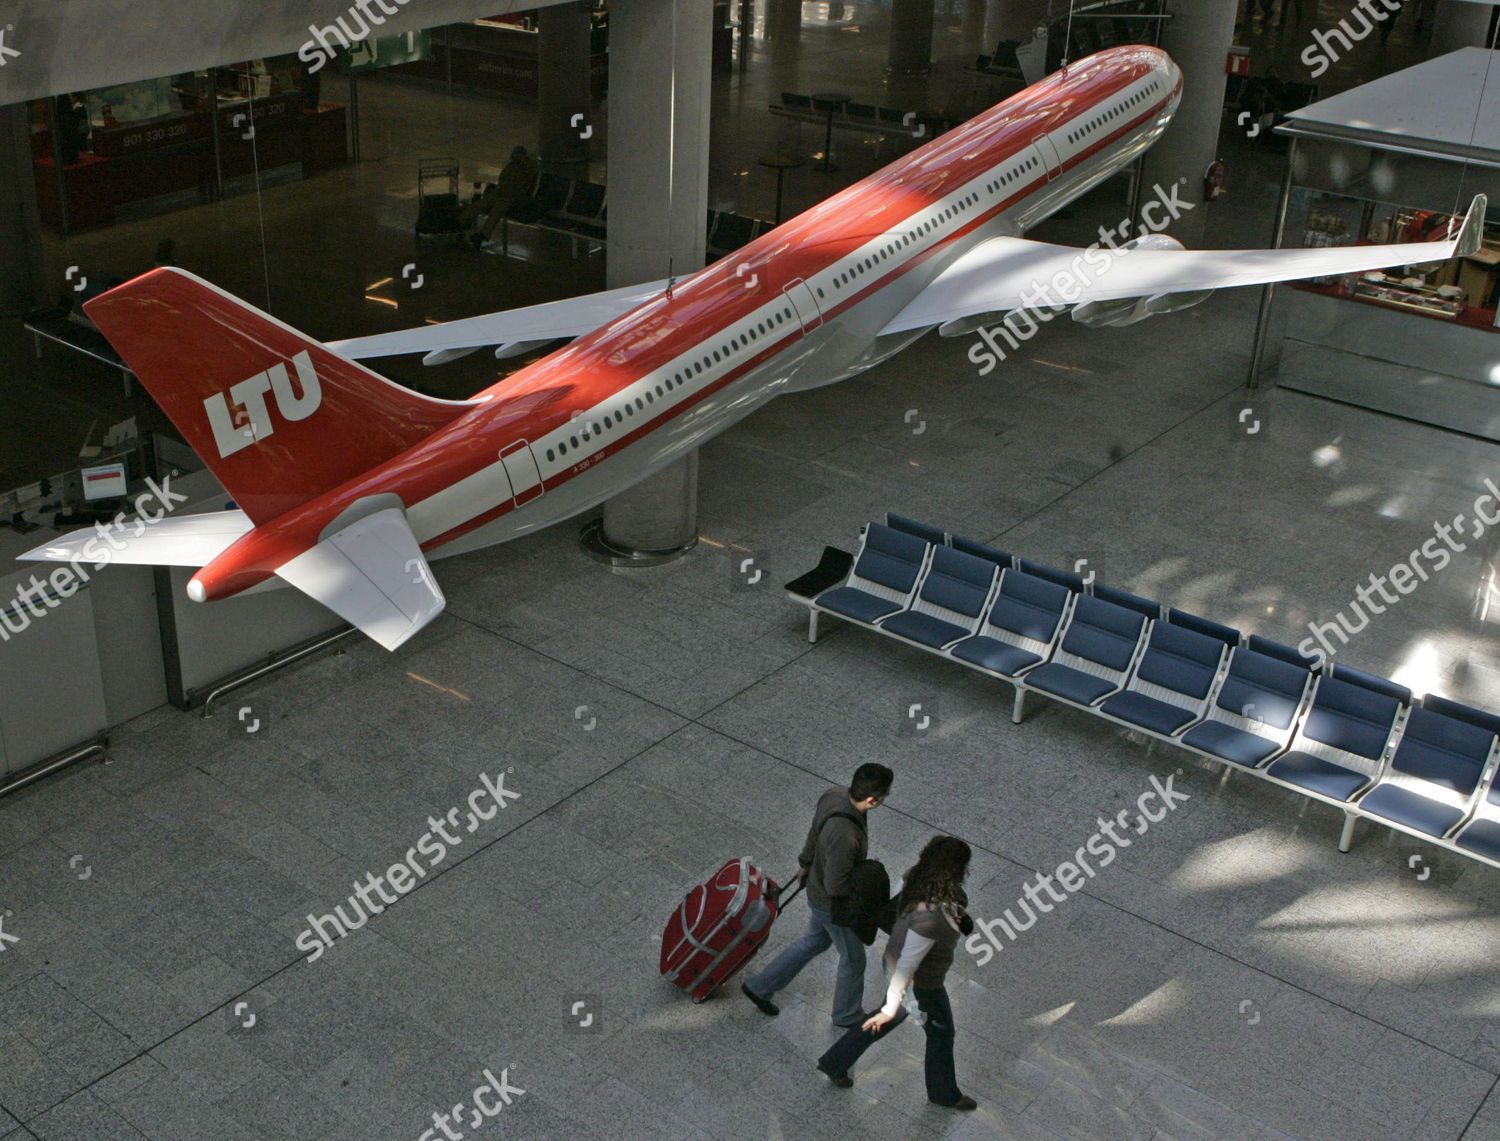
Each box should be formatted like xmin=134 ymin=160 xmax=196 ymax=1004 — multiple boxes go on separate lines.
xmin=898 ymin=834 xmax=971 ymax=912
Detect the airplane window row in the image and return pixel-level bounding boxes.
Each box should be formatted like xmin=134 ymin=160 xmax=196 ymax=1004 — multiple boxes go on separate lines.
xmin=546 ymin=308 xmax=798 ymax=464
xmin=988 ymin=163 xmax=1023 ymax=193
xmin=1069 ymin=85 xmax=1155 ymax=145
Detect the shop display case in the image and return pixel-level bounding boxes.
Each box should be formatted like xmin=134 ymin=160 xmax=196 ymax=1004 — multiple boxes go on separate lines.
xmin=1253 ymin=48 xmax=1500 ymax=441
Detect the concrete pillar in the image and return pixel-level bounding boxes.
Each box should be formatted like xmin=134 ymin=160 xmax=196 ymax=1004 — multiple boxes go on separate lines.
xmin=1135 ymin=0 xmax=1238 ymax=248
xmin=594 ymin=0 xmax=713 ymax=563
xmin=983 ymin=0 xmax=1006 ymax=52
xmin=1430 ymin=1 xmax=1497 ymax=54
xmin=962 ymin=0 xmax=989 ymax=50
xmin=991 ymin=0 xmax=1050 ymax=44
xmin=0 ymin=103 xmax=46 ymax=317
xmin=765 ymin=0 xmax=803 ymax=99
xmin=537 ymin=1 xmax=593 ymax=169
xmin=889 ymin=0 xmax=937 ymax=75
xmin=768 ymin=0 xmax=804 ymax=43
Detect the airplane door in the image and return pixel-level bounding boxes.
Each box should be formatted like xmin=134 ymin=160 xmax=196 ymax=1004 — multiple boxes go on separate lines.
xmin=1035 ymin=137 xmax=1062 ymax=181
xmin=499 ymin=440 xmax=545 ymax=506
xmin=782 ymin=278 xmax=823 ymax=331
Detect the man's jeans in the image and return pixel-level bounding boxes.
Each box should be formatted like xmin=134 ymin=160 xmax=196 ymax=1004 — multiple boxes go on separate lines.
xmin=746 ymin=904 xmax=866 ymax=1025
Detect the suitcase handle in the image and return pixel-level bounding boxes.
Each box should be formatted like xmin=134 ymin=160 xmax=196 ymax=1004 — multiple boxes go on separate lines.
xmin=776 ymin=871 xmax=805 ymax=909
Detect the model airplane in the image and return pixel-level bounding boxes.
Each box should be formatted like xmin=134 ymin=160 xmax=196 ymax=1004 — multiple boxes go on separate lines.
xmin=21 ymin=45 xmax=1485 ymax=650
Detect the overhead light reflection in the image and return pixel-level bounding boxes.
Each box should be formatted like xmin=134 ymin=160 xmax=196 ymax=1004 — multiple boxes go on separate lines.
xmin=1098 ymin=979 xmax=1185 ymax=1027
xmin=1168 ymin=828 xmax=1314 ymax=891
xmin=1388 ymin=640 xmax=1443 ymax=698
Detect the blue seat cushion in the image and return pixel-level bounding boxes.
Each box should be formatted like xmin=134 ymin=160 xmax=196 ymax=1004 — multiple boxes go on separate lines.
xmin=817 ymin=586 xmax=903 ymax=625
xmin=1024 ymin=663 xmax=1117 ymax=706
xmin=949 ymin=636 xmax=1041 ymax=677
xmin=1357 ymin=785 xmax=1466 ymax=839
xmin=1180 ymin=720 xmax=1281 ymax=767
xmin=1266 ymin=751 xmax=1368 ymax=801
xmin=1099 ymin=691 xmax=1198 ymax=736
xmin=882 ymin=610 xmax=968 ymax=648
xmin=1454 ymin=818 xmax=1500 ymax=862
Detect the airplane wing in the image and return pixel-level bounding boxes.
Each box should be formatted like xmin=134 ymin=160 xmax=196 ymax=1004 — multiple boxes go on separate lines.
xmin=18 ymin=510 xmax=254 ymax=568
xmin=884 ymin=194 xmax=1487 ymax=333
xmin=328 ymin=278 xmax=670 ymax=364
xmin=273 ymin=506 xmax=444 ymax=651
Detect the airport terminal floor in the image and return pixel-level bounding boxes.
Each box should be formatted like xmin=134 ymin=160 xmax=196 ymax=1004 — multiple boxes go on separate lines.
xmin=4 ymin=4 xmax=1500 ymax=1140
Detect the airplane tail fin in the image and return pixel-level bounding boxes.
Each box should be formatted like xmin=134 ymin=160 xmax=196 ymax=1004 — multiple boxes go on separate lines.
xmin=84 ymin=269 xmax=473 ymax=525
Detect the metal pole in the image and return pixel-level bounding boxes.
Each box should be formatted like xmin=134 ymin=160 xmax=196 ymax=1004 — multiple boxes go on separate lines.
xmin=446 ymin=24 xmax=454 ymax=96
xmin=1126 ymin=158 xmax=1145 ymax=239
xmin=350 ymin=74 xmax=361 ymax=163
xmin=739 ymin=0 xmax=753 ymax=72
xmin=1247 ymin=135 xmax=1297 ymax=389
xmin=209 ymin=69 xmax=224 ymax=202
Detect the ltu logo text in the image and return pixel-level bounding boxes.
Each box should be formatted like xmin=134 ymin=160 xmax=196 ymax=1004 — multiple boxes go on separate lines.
xmin=205 ymin=351 xmax=322 ymax=458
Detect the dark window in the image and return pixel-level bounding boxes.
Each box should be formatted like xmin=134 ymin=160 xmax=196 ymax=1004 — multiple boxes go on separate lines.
xmin=570 ymin=435 xmax=578 ymax=447
xmin=546 ymin=448 xmax=555 ymax=461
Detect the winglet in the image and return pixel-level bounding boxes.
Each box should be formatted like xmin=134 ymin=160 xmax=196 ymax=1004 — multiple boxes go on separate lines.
xmin=1455 ymin=194 xmax=1487 ymax=258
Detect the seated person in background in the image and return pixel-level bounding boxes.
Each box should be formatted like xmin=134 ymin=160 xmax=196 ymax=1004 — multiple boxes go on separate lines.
xmin=461 ymin=146 xmax=541 ymax=247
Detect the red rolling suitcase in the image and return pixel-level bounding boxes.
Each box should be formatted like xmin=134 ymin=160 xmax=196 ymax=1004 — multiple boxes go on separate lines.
xmin=660 ymin=858 xmax=800 ymax=1003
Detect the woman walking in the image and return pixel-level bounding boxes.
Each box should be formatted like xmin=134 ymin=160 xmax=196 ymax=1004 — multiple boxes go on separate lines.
xmin=815 ymin=834 xmax=977 ymax=1110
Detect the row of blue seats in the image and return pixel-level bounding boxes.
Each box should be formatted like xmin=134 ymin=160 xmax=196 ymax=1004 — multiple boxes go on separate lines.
xmin=784 ymin=514 xmax=1500 ymax=868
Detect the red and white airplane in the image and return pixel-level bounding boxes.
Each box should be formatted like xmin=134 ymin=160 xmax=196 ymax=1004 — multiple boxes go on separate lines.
xmin=23 ymin=45 xmax=1483 ymax=649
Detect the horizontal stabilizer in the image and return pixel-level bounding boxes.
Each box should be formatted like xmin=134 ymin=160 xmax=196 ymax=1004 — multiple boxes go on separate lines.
xmin=19 ymin=510 xmax=254 ymax=568
xmin=274 ymin=506 xmax=444 ymax=651
xmin=329 ymin=278 xmax=670 ymax=362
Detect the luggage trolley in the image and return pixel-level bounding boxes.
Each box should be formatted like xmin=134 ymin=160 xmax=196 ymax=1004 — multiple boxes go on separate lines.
xmin=415 ymin=157 xmax=463 ymax=237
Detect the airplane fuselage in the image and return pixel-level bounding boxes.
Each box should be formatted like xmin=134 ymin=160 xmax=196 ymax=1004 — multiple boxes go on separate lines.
xmin=194 ymin=45 xmax=1182 ymax=600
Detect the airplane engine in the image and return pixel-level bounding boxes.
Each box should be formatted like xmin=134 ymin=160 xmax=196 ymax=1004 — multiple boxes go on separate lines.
xmin=1068 ymin=232 xmax=1213 ymax=327
xmin=1071 ymin=288 xmax=1215 ymax=328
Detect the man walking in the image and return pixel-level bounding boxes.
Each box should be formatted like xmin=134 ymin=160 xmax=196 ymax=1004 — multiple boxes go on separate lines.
xmin=742 ymin=763 xmax=894 ymax=1027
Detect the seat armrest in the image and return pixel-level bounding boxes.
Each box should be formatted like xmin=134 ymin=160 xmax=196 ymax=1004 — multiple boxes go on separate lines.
xmin=785 ymin=547 xmax=854 ymax=600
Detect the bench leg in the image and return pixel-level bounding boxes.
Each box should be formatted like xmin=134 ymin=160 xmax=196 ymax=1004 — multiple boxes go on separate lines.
xmin=1219 ymin=766 xmax=1233 ymax=788
xmin=808 ymin=610 xmax=820 ymax=644
xmin=1338 ymin=812 xmax=1357 ymax=853
xmin=1012 ymin=688 xmax=1026 ymax=725
xmin=1145 ymin=738 xmax=1157 ymax=758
